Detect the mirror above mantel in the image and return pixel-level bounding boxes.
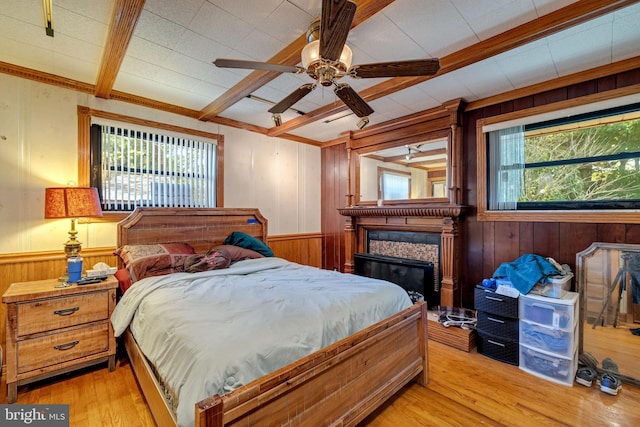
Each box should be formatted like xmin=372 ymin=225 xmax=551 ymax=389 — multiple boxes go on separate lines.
xmin=356 ymin=137 xmax=448 ymax=204
xmin=345 ymin=98 xmax=465 ymax=208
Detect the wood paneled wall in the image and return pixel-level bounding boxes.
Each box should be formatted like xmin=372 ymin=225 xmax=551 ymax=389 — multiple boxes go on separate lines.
xmin=0 ymin=233 xmax=322 ymax=369
xmin=268 ymin=233 xmax=323 ymax=268
xmin=460 ymin=67 xmax=640 ymax=308
xmin=321 ymin=143 xmax=349 ymax=271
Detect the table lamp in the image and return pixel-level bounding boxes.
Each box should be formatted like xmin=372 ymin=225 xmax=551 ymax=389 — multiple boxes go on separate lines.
xmin=44 ymin=187 xmax=103 ymax=270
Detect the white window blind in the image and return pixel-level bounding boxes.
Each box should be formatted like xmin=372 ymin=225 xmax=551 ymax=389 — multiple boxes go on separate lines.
xmin=95 ymin=121 xmax=217 ymax=211
xmin=381 ymin=171 xmax=410 ymax=200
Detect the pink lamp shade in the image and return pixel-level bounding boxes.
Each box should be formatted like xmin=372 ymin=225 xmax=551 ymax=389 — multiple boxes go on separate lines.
xmin=44 ymin=187 xmax=103 ymax=218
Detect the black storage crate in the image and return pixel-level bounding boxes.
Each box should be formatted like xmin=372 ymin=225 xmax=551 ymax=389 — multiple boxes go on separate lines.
xmin=477 ymin=311 xmax=519 ymax=339
xmin=477 ymin=330 xmax=519 ymax=365
xmin=474 ymin=287 xmax=518 ymax=318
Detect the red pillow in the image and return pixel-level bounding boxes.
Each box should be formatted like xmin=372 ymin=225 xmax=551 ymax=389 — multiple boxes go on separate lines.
xmin=114 ymin=268 xmax=133 ymax=294
xmin=114 ymin=243 xmax=196 ymax=282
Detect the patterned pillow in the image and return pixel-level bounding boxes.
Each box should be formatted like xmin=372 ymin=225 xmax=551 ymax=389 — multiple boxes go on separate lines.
xmin=114 ymin=243 xmax=196 ymax=282
xmin=184 ymin=248 xmax=232 ymax=273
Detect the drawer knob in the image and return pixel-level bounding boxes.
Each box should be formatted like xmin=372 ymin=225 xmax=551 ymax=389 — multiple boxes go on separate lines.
xmin=487 ymin=339 xmax=506 ymax=348
xmin=54 ymin=340 xmax=80 ymax=351
xmin=485 ymin=296 xmax=504 ymax=302
xmin=54 ymin=307 xmax=80 ymax=316
xmin=487 ymin=316 xmax=505 ymax=324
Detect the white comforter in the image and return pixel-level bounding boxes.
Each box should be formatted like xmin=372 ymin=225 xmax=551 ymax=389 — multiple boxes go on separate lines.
xmin=111 ymin=257 xmax=411 ymax=427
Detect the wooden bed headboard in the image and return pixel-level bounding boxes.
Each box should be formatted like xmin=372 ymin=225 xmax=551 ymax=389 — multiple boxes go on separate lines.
xmin=117 ymin=207 xmax=268 ymax=253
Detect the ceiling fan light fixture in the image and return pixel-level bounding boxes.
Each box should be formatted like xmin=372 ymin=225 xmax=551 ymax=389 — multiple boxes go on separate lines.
xmin=301 ymin=40 xmax=352 ymax=76
xmin=272 ymin=113 xmax=282 ymax=127
xmin=405 ymin=147 xmax=414 ymax=160
xmin=357 ymin=117 xmax=369 ymax=130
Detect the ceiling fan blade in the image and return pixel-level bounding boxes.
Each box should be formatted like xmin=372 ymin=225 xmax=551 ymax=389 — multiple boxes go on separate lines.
xmin=268 ymin=83 xmax=316 ymax=114
xmin=334 ymin=83 xmax=374 ymax=118
xmin=320 ymin=0 xmax=356 ymax=63
xmin=349 ymin=59 xmax=441 ymax=78
xmin=213 ymin=58 xmax=303 ymax=74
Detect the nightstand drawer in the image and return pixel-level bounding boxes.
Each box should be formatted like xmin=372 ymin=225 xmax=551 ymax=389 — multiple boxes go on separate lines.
xmin=17 ymin=323 xmax=109 ymax=374
xmin=17 ymin=291 xmax=109 ymax=336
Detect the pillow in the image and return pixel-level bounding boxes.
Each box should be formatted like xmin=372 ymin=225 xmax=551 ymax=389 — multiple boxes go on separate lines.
xmin=114 ymin=243 xmax=196 ymax=282
xmin=223 ymin=231 xmax=274 ymax=257
xmin=184 ymin=248 xmax=232 ymax=273
xmin=114 ymin=268 xmax=133 ymax=294
xmin=211 ymin=245 xmax=264 ymax=262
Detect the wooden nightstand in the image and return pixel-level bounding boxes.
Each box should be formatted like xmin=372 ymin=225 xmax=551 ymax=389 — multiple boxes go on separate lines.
xmin=2 ymin=276 xmax=118 ymax=403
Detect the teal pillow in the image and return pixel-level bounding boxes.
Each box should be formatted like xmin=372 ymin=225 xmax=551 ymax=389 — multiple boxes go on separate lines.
xmin=223 ymin=231 xmax=274 ymax=257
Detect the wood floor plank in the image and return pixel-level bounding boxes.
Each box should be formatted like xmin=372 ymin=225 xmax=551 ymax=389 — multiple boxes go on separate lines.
xmin=1 ymin=338 xmax=638 ymax=426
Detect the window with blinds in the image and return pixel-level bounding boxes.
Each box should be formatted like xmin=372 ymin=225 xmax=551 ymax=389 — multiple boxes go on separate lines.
xmin=90 ymin=123 xmax=217 ymax=211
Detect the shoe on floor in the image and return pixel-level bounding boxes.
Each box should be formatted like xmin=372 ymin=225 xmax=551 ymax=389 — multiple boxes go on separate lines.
xmin=600 ymin=373 xmax=622 ymax=395
xmin=575 ymin=366 xmax=597 ymax=387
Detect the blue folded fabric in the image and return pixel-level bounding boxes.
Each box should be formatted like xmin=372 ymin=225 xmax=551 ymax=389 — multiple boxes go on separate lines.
xmin=493 ymin=253 xmax=560 ymax=295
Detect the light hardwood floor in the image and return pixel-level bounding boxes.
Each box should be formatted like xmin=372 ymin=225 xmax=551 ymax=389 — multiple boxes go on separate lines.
xmin=1 ymin=338 xmax=638 ymax=426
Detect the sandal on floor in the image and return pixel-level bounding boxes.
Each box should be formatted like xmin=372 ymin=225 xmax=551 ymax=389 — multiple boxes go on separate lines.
xmin=600 ymin=373 xmax=622 ymax=395
xmin=575 ymin=366 xmax=597 ymax=387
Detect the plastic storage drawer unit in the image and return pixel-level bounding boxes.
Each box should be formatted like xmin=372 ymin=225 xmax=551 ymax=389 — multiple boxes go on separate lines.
xmin=477 ymin=311 xmax=519 ymax=339
xmin=519 ymin=319 xmax=577 ymax=358
xmin=518 ymin=292 xmax=578 ymax=330
xmin=529 ymin=273 xmax=573 ymax=298
xmin=474 ymin=287 xmax=518 ymax=318
xmin=519 ymin=344 xmax=578 ymax=386
xmin=477 ymin=330 xmax=519 ymax=365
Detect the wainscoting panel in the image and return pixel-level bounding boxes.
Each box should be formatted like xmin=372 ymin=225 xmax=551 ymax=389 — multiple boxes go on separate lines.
xmin=267 ymin=233 xmax=323 ymax=268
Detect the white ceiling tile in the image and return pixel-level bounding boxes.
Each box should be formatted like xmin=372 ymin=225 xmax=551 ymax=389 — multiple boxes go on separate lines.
xmin=348 ymin=13 xmax=428 ymax=62
xmin=256 ymin=1 xmax=316 ymax=44
xmin=547 ymin=19 xmax=615 ymax=76
xmin=494 ymin=40 xmax=557 ymax=88
xmin=134 ymin=10 xmax=187 ymax=50
xmin=126 ymin=36 xmax=173 ymax=65
xmin=143 ymin=0 xmax=204 ymax=27
xmin=57 ymin=0 xmax=115 ymax=25
xmin=53 ymin=8 xmax=109 ymax=46
xmin=0 ymin=0 xmax=43 ymax=26
xmin=233 ymin=29 xmax=288 ymax=62
xmin=188 ymin=2 xmax=253 ymax=48
xmin=383 ymin=0 xmax=478 ymax=57
xmin=174 ymin=30 xmax=233 ymax=63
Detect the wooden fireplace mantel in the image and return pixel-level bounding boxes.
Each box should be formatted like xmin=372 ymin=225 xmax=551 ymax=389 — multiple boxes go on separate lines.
xmin=338 ymin=205 xmax=466 ymax=308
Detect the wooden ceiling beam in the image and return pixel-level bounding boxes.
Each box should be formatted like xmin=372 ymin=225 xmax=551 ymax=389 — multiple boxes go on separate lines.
xmin=197 ymin=0 xmax=395 ymax=121
xmin=267 ymin=0 xmax=637 ymax=137
xmin=95 ymin=0 xmax=146 ymax=98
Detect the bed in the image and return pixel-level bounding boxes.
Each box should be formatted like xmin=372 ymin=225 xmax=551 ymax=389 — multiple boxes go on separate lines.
xmin=113 ymin=207 xmax=429 ymax=427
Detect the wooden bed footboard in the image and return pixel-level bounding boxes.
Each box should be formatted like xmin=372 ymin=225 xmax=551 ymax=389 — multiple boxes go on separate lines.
xmin=195 ymin=301 xmax=428 ymax=427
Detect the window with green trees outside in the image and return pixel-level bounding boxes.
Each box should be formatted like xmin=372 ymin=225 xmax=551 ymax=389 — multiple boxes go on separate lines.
xmin=487 ymin=104 xmax=640 ymax=210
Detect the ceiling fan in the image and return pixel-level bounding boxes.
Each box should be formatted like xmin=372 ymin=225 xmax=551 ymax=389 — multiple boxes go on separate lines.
xmin=213 ymin=0 xmax=440 ymax=129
